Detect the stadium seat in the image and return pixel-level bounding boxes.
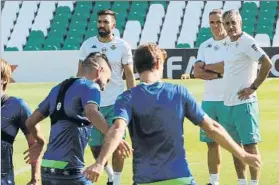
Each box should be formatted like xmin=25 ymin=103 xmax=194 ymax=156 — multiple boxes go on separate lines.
xmin=5 ymin=47 xmax=19 ymax=51
xmin=31 ymin=1 xmax=56 ymax=36
xmin=273 ymin=33 xmax=279 ymax=46
xmin=123 ymin=21 xmax=142 ymax=49
xmin=243 ymin=1 xmax=260 ymax=7
xmin=111 ymin=1 xmax=130 ymax=13
xmin=255 ymin=34 xmax=271 ymax=47
xmin=176 ymin=43 xmax=191 ymax=48
xmin=2 ymin=1 xmax=22 ymax=45
xmin=140 ymin=4 xmax=165 ymax=45
xmin=150 ymin=1 xmax=168 ymax=9
xmin=6 ymin=1 xmax=39 ymax=51
xmin=159 ymin=1 xmax=186 ymax=48
xmin=57 ymin=1 xmax=74 ymax=11
xmin=178 ymin=1 xmax=204 ymax=48
xmin=201 ymin=1 xmax=223 ymax=28
xmin=94 ymin=1 xmax=112 ymax=12
xmin=223 ymin=1 xmax=241 ymax=11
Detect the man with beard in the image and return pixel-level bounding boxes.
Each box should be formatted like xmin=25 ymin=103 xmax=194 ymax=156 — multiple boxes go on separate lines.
xmin=221 ymin=9 xmax=273 ymax=185
xmin=77 ymin=9 xmax=136 ymax=185
xmin=193 ymin=9 xmax=229 ymax=185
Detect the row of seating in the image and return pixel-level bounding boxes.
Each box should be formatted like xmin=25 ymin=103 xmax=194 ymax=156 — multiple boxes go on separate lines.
xmin=2 ymin=1 xmax=279 ymax=51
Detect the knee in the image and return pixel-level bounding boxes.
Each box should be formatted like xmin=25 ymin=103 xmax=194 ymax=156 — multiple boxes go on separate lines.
xmin=244 ymin=143 xmax=259 ymax=154
xmin=91 ymin=146 xmax=102 ymax=159
xmin=113 ymin=149 xmax=124 ymax=161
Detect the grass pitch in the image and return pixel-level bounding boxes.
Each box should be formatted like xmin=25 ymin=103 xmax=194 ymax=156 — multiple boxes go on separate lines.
xmin=6 ymin=79 xmax=279 ymax=185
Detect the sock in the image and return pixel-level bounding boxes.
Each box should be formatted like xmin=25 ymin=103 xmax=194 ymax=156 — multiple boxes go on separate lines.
xmin=113 ymin=172 xmax=122 ymax=185
xmin=251 ymin=180 xmax=259 ymax=185
xmin=238 ymin=179 xmax=248 ymax=185
xmin=209 ymin=174 xmax=220 ymax=185
xmin=104 ymin=165 xmax=114 ymax=182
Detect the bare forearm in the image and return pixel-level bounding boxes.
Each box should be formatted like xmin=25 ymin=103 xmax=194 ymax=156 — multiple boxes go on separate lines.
xmin=96 ymin=125 xmax=125 ymax=166
xmin=88 ymin=110 xmax=110 ymax=135
xmin=204 ymin=121 xmax=245 ymax=160
xmin=126 ymin=76 xmax=136 ymax=89
xmin=252 ymin=58 xmax=272 ymax=88
xmin=204 ymin=62 xmax=224 ymax=74
xmin=28 ymin=125 xmax=45 ymax=144
xmin=31 ymin=161 xmax=40 ymax=180
xmin=194 ymin=70 xmax=218 ymax=80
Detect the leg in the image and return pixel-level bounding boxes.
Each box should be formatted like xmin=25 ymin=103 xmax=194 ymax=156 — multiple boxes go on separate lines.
xmin=207 ymin=142 xmax=221 ymax=174
xmin=232 ymin=144 xmax=247 ymax=180
xmin=233 ymin=102 xmax=261 ymax=185
xmin=200 ymin=101 xmax=220 ymax=185
xmin=244 ymin=144 xmax=261 ymax=181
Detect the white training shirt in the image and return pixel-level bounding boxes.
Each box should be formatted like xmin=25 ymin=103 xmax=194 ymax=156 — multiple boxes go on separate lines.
xmin=197 ymin=37 xmax=230 ymax=101
xmin=79 ymin=36 xmax=133 ymax=107
xmin=223 ymin=32 xmax=266 ymax=106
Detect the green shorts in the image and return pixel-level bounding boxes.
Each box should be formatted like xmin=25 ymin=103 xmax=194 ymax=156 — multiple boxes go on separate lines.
xmin=88 ymin=105 xmax=126 ymax=147
xmin=225 ymin=102 xmax=261 ymax=145
xmin=200 ymin=101 xmax=229 ymax=143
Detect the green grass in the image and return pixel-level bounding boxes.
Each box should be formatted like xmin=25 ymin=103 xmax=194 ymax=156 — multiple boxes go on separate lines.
xmin=7 ymin=79 xmax=279 ymax=185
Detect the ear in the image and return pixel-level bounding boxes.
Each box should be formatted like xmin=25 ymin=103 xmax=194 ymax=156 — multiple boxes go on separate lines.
xmin=155 ymin=58 xmax=160 ymax=69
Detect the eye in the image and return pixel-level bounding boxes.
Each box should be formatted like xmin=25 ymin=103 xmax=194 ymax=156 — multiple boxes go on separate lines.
xmin=107 ymin=79 xmax=110 ymax=83
xmin=210 ymin=21 xmax=214 ymax=24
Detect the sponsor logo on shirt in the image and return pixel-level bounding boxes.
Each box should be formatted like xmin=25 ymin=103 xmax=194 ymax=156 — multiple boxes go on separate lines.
xmin=91 ymin=45 xmax=97 ymax=48
xmin=251 ymin=44 xmax=259 ymax=52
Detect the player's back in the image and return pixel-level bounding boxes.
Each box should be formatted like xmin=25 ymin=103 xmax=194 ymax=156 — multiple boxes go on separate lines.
xmin=39 ymin=78 xmax=100 ymax=169
xmin=125 ymin=82 xmax=198 ymax=184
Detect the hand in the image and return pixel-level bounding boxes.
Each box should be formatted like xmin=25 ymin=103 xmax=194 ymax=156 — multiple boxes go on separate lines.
xmin=26 ymin=178 xmax=40 ymax=185
xmin=237 ymin=87 xmax=255 ymax=101
xmin=241 ymin=152 xmax=262 ymax=168
xmin=117 ymin=140 xmax=133 ymax=159
xmin=84 ymin=163 xmax=104 ymax=182
xmin=24 ymin=142 xmax=44 ymax=164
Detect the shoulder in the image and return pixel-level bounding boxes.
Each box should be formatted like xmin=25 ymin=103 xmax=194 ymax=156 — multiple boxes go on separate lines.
xmin=10 ymin=97 xmax=31 ymax=112
xmin=81 ymin=36 xmax=98 ymax=47
xmin=200 ymin=38 xmax=214 ymax=48
xmin=116 ymin=89 xmax=132 ymax=103
xmin=113 ymin=37 xmax=131 ymax=48
xmin=241 ymin=32 xmax=256 ymax=45
xmin=76 ymin=78 xmax=101 ymax=92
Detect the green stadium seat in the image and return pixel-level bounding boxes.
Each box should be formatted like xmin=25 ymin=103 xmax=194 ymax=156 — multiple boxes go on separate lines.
xmin=51 ymin=21 xmax=69 ymax=31
xmin=44 ymin=36 xmax=64 ymax=46
xmin=242 ymin=17 xmax=256 ymax=27
xmin=48 ymin=27 xmax=67 ymax=37
xmin=242 ymin=2 xmax=258 ymax=10
xmin=43 ymin=44 xmax=60 ymax=50
xmin=176 ymin=43 xmax=190 ymax=48
xmin=56 ymin=6 xmax=72 ymax=15
xmin=199 ymin=27 xmax=211 ymax=35
xmin=128 ymin=12 xmax=145 ymax=26
xmin=72 ymin=12 xmax=91 ymax=21
xmin=75 ymin=1 xmax=92 ymax=11
xmin=115 ymin=12 xmax=127 ymax=22
xmin=112 ymin=1 xmax=130 ymax=11
xmin=261 ymin=1 xmax=277 ymax=9
xmin=69 ymin=20 xmax=87 ymax=30
xmin=64 ymin=36 xmax=82 ymax=45
xmin=257 ymin=24 xmax=274 ymax=38
xmin=5 ymin=47 xmax=19 ymax=51
xmin=94 ymin=1 xmax=112 ymax=12
xmin=67 ymin=29 xmax=85 ymax=38
xmin=63 ymin=44 xmax=79 ymax=50
xmin=24 ymin=44 xmax=42 ymax=51
xmin=258 ymin=16 xmax=274 ymax=27
xmin=243 ymin=25 xmax=254 ymax=36
xmin=130 ymin=2 xmax=148 ymax=12
xmin=150 ymin=1 xmax=168 ymax=8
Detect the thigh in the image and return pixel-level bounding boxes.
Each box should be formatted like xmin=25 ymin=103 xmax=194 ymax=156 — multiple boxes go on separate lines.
xmin=224 ymin=105 xmax=242 ymax=144
xmin=233 ymin=102 xmax=261 ymax=145
xmin=200 ymin=101 xmax=217 ymax=143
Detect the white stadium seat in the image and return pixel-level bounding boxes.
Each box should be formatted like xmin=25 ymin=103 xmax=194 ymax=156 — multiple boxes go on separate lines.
xmin=140 ymin=4 xmax=165 ymax=45
xmin=31 ymin=1 xmax=57 ymax=36
xmin=7 ymin=1 xmax=39 ymax=50
xmin=123 ymin=21 xmax=142 ymax=49
xmin=159 ymin=1 xmax=186 ymax=48
xmin=201 ymin=1 xmax=224 ymax=28
xmin=1 ymin=1 xmax=22 ymax=45
xmin=178 ymin=1 xmax=204 ymax=47
xmin=223 ymin=1 xmax=241 ymax=12
xmin=255 ymin=34 xmax=271 ymax=47
xmin=273 ymin=20 xmax=279 ymax=46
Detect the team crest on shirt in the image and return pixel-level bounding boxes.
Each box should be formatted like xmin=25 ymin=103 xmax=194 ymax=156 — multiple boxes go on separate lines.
xmin=110 ymin=45 xmax=116 ymax=50
xmin=214 ymin=45 xmax=219 ymax=51
xmin=101 ymin=47 xmax=107 ymax=54
xmin=206 ymin=44 xmax=212 ymax=48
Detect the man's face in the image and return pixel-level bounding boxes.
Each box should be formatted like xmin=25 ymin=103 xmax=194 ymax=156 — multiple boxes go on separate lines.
xmin=223 ymin=14 xmax=242 ymax=37
xmin=97 ymin=15 xmax=115 ymax=38
xmin=95 ymin=62 xmax=112 ymax=91
xmin=209 ymin=13 xmax=226 ymax=37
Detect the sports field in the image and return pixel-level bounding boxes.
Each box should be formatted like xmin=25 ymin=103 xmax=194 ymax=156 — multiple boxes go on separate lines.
xmin=7 ymin=79 xmax=279 ymax=185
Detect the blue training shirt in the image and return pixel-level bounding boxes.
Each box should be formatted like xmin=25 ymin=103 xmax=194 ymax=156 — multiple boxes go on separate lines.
xmin=38 ymin=78 xmax=101 ymax=169
xmin=114 ymin=82 xmax=206 ymax=184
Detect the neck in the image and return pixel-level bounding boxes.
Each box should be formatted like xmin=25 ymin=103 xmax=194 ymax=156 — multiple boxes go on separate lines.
xmin=214 ymin=32 xmax=227 ymax=41
xmin=139 ymin=71 xmax=161 ymax=84
xmin=230 ymin=32 xmax=243 ymax=42
xmin=98 ymin=34 xmax=114 ymax=43
xmin=80 ymin=73 xmax=96 ymax=82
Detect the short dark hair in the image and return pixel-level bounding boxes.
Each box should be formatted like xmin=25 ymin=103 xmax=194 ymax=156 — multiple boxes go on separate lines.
xmin=97 ymin=9 xmax=116 ymax=20
xmin=82 ymin=52 xmax=112 ymax=72
xmin=134 ymin=43 xmax=167 ymax=74
xmin=209 ymin=9 xmax=223 ymax=16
